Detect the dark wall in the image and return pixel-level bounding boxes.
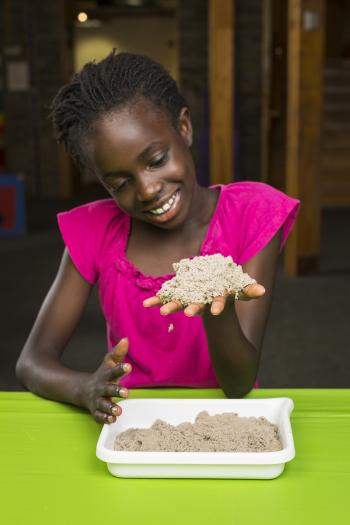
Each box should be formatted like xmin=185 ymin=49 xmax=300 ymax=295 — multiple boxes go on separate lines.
xmin=178 ymin=0 xmax=209 ymax=185
xmin=1 ymin=0 xmax=262 ymax=196
xmin=235 ymin=0 xmax=262 ymax=181
xmin=1 ymin=0 xmax=72 ymax=197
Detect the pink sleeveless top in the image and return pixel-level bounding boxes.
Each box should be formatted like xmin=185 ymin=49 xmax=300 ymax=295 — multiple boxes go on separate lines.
xmin=57 ymin=182 xmax=300 ymax=389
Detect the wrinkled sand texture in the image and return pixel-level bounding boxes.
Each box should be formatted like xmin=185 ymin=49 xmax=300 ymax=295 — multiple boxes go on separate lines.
xmin=157 ymin=254 xmax=256 ymax=306
xmin=114 ymin=411 xmax=282 ymax=452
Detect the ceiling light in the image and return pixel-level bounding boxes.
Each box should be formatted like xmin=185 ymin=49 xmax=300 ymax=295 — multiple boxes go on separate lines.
xmin=77 ymin=12 xmax=89 ymax=23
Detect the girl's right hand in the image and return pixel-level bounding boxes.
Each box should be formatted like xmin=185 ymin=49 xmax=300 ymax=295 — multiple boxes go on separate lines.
xmin=81 ymin=337 xmax=132 ymax=424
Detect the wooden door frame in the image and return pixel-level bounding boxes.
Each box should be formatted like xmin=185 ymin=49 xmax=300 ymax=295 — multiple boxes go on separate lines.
xmin=285 ymin=0 xmax=325 ymax=275
xmin=208 ymin=0 xmax=234 ymax=185
xmin=260 ymin=0 xmax=325 ymax=275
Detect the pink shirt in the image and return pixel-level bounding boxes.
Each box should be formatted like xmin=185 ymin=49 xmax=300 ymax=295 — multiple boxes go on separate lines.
xmin=57 ymin=182 xmax=300 ymax=389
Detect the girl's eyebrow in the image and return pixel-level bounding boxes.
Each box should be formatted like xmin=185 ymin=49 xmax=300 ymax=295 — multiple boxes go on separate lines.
xmin=102 ymin=141 xmax=166 ymax=179
xmin=137 ymin=141 xmax=166 ymax=160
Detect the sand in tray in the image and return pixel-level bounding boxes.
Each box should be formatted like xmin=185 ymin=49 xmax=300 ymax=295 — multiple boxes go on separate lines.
xmin=157 ymin=254 xmax=256 ymax=306
xmin=114 ymin=411 xmax=282 ymax=453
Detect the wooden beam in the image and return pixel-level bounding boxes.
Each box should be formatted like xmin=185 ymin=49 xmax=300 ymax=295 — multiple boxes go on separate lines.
xmin=208 ymin=0 xmax=234 ymax=185
xmin=285 ymin=0 xmax=325 ymax=275
xmin=285 ymin=0 xmax=301 ymax=275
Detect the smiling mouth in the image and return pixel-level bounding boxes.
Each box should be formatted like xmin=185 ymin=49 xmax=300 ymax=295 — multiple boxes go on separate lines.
xmin=147 ymin=190 xmax=180 ymax=215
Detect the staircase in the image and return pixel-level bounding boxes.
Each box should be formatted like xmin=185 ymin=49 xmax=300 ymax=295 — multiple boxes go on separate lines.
xmin=321 ymin=60 xmax=350 ymax=207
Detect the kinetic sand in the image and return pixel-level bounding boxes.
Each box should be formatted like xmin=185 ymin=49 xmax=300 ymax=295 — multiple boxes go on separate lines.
xmin=157 ymin=254 xmax=256 ymax=306
xmin=114 ymin=411 xmax=282 ymax=453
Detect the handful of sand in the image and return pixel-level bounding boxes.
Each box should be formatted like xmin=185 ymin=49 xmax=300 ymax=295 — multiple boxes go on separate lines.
xmin=157 ymin=254 xmax=256 ymax=306
xmin=114 ymin=410 xmax=282 ymax=453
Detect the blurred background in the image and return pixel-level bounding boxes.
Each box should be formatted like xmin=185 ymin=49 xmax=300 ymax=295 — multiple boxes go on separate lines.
xmin=0 ymin=0 xmax=349 ymax=390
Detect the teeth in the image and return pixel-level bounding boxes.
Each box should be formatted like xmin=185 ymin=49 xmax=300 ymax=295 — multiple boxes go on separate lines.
xmin=149 ymin=191 xmax=178 ymax=215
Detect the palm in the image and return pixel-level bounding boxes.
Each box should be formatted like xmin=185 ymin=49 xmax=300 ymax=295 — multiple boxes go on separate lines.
xmin=143 ymin=283 xmax=265 ymax=317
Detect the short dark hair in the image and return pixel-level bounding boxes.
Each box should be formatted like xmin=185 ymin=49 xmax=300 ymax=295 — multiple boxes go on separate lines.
xmin=50 ymin=50 xmax=188 ymax=170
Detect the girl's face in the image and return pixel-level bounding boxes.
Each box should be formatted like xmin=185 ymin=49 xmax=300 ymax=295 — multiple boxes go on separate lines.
xmin=88 ymin=98 xmax=197 ymax=230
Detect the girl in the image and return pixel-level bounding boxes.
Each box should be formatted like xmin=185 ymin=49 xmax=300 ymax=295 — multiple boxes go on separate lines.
xmin=16 ymin=51 xmax=300 ymax=424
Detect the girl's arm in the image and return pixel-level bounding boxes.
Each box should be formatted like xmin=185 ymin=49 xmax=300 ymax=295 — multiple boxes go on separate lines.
xmin=144 ymin=230 xmax=281 ymax=397
xmin=202 ymin=230 xmax=281 ymax=397
xmin=16 ymin=249 xmax=130 ymax=423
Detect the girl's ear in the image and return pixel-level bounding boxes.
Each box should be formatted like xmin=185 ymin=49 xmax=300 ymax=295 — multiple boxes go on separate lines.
xmin=178 ymin=107 xmax=193 ymax=147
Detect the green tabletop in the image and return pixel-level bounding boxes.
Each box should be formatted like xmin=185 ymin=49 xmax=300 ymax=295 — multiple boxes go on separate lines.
xmin=1 ymin=389 xmax=349 ymax=525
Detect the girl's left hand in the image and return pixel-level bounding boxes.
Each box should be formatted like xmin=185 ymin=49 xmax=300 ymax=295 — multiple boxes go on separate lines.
xmin=143 ymin=283 xmax=266 ymax=317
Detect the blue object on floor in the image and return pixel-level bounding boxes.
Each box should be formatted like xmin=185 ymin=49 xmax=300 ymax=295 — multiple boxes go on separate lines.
xmin=0 ymin=173 xmax=26 ymax=236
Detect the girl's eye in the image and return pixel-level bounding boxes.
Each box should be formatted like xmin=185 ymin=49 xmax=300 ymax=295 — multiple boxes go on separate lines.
xmin=110 ymin=180 xmax=128 ymax=193
xmin=148 ymin=153 xmax=168 ymax=169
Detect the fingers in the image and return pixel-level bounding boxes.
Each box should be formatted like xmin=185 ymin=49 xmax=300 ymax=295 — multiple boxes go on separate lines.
xmin=103 ymin=338 xmax=132 ymax=381
xmin=184 ymin=303 xmax=206 ymax=317
xmin=239 ymin=283 xmax=266 ymax=300
xmin=145 ymin=295 xmax=206 ymax=316
xmin=159 ymin=299 xmax=226 ymax=317
xmin=144 ymin=282 xmax=266 ymax=321
xmin=160 ymin=299 xmax=184 ymax=316
xmin=93 ymin=403 xmax=122 ymax=424
xmin=104 ymin=337 xmax=129 ymax=368
xmin=94 ymin=410 xmax=116 ymax=424
xmin=90 ymin=339 xmax=132 ymax=424
xmin=97 ymin=397 xmax=122 ymax=416
xmin=103 ymin=384 xmax=129 ymax=399
xmin=210 ymin=295 xmax=228 ymax=315
xmin=106 ymin=362 xmax=132 ymax=382
xmin=183 ymin=283 xmax=265 ymax=318
xmin=143 ymin=296 xmax=163 ymax=307
xmin=182 ymin=283 xmax=265 ymax=318
xmin=93 ymin=387 xmax=129 ymax=424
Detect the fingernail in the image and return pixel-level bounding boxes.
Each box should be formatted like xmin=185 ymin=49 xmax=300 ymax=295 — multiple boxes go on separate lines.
xmin=107 ymin=415 xmax=115 ymax=423
xmin=123 ymin=363 xmax=132 ymax=373
xmin=119 ymin=387 xmax=128 ymax=397
xmin=160 ymin=308 xmax=169 ymax=316
xmin=212 ymin=307 xmax=220 ymax=315
xmin=185 ymin=309 xmax=194 ymax=317
xmin=111 ymin=406 xmax=120 ymax=416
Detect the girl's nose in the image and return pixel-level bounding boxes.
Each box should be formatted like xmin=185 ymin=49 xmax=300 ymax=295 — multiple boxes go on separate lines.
xmin=135 ymin=174 xmax=163 ymax=202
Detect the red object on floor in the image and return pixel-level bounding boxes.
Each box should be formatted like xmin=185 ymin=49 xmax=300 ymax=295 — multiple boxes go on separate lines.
xmin=0 ymin=186 xmax=16 ymax=229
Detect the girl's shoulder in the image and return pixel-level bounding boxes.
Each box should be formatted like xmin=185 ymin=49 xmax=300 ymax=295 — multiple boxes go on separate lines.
xmin=58 ymin=198 xmax=125 ymax=223
xmin=57 ymin=199 xmax=128 ymax=284
xmin=218 ymin=180 xmax=293 ymax=204
xmin=216 ymin=181 xmax=300 ymax=218
xmin=212 ymin=181 xmax=300 ymax=264
xmin=57 ymin=198 xmax=128 ymax=239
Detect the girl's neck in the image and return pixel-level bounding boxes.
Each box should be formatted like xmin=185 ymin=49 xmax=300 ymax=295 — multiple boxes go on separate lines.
xmin=183 ymin=183 xmax=219 ymax=234
xmin=126 ymin=183 xmax=221 ymax=276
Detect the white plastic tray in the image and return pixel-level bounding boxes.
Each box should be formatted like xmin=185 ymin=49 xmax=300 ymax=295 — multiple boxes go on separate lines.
xmin=96 ymin=397 xmax=295 ymax=479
